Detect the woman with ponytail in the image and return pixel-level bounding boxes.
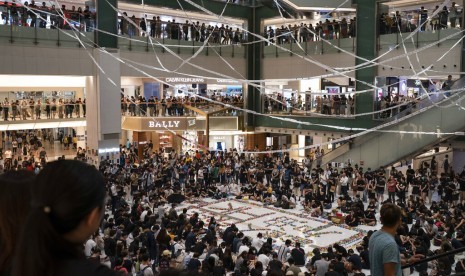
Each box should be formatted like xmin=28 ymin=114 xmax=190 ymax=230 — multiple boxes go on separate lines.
xmin=12 ymin=160 xmax=119 ymax=276
xmin=0 ymin=170 xmax=35 ymax=276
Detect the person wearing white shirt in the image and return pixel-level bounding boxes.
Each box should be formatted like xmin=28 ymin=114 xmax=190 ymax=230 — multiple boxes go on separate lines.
xmin=257 ymin=252 xmax=271 ymax=269
xmin=4 ymin=149 xmax=12 ymax=160
xmin=238 ymin=244 xmax=250 ymax=256
xmin=126 ymin=231 xmax=135 ymax=248
xmin=110 ymin=183 xmax=118 ymax=197
xmin=251 ymin=233 xmax=265 ymax=251
xmin=84 ymin=236 xmax=96 ymax=257
xmin=140 ymin=254 xmax=154 ymax=276
xmin=339 ymin=172 xmax=349 ymax=196
xmin=140 ymin=207 xmax=150 ymax=222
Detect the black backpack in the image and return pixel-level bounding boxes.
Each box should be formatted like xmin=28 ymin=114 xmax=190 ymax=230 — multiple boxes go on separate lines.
xmin=136 ymin=266 xmax=149 ymax=276
xmin=457 ymin=260 xmax=465 ymax=273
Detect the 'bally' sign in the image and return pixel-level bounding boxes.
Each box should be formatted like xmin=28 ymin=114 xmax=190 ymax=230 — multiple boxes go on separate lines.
xmin=145 ymin=118 xmax=187 ymax=130
xmin=149 ymin=120 xmax=182 ymax=128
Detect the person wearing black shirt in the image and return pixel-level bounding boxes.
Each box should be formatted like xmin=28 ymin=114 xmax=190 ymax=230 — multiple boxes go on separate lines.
xmin=290 ymin=242 xmax=306 ymax=266
xmin=268 ymin=252 xmax=283 ymax=273
xmin=325 ymin=260 xmax=341 ymax=276
xmin=347 ymin=249 xmax=362 ymax=271
xmin=357 ymin=246 xmax=370 ymax=270
xmin=185 ymin=228 xmax=198 ymax=251
xmin=187 ymin=252 xmax=201 ymax=272
xmin=406 ymin=165 xmax=415 ymax=185
xmin=459 ymin=168 xmax=465 ymax=204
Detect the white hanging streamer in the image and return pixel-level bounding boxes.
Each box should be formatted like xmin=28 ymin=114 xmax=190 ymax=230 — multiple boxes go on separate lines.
xmin=25 ymin=1 xmax=465 ymax=154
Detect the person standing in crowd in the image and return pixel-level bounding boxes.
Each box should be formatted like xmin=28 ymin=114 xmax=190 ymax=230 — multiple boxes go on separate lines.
xmin=369 ymin=204 xmax=422 ymax=276
xmin=419 ymin=6 xmax=428 ymax=31
xmin=443 ymin=75 xmax=454 ymax=97
xmin=3 ymin=98 xmax=9 ymax=121
xmin=450 ymin=2 xmax=458 ymax=28
xmin=0 ymin=170 xmax=35 ymax=275
xmin=12 ymin=160 xmax=119 ymax=276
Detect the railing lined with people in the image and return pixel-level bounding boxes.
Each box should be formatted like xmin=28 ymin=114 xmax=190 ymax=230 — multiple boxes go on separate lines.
xmin=0 ymin=1 xmax=95 ymax=31
xmin=121 ymin=15 xmax=247 ymax=45
xmin=121 ymin=95 xmax=244 ymax=117
xmin=263 ymin=18 xmax=357 ymax=46
xmin=263 ymin=93 xmax=356 ymax=116
xmin=0 ymin=1 xmax=248 ymax=44
xmin=381 ymin=3 xmax=463 ymax=35
xmin=0 ymin=98 xmax=86 ymax=121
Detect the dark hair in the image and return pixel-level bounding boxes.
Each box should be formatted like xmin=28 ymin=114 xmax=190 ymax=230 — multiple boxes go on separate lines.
xmin=12 ymin=160 xmax=106 ymax=276
xmin=380 ymin=203 xmax=402 ymax=227
xmin=288 ymin=258 xmax=295 ymax=265
xmin=0 ymin=170 xmax=35 ymax=274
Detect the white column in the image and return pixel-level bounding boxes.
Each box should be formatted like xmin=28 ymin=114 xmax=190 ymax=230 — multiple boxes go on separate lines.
xmin=75 ymin=126 xmax=86 ymax=150
xmin=85 ymin=49 xmax=121 ymax=166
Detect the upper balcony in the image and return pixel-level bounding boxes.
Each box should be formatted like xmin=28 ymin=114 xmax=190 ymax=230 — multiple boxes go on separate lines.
xmin=121 ymin=100 xmax=244 ymax=117
xmin=0 ymin=101 xmax=86 ymax=130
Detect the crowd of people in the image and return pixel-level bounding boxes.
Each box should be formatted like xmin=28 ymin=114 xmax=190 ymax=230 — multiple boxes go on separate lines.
xmin=99 ymin=146 xmax=465 ymax=275
xmin=1 ymin=127 xmax=465 ymax=276
xmin=0 ymin=1 xmax=247 ymax=44
xmin=3 ymin=0 xmax=464 ymax=48
xmin=0 ymin=129 xmax=86 ymax=171
xmin=0 ymin=1 xmax=95 ymax=31
xmin=264 ymin=18 xmax=356 ymax=45
xmin=380 ymin=3 xmax=463 ymax=35
xmin=121 ymin=15 xmax=246 ymax=45
xmin=374 ymin=94 xmax=419 ymax=119
xmin=264 ymin=93 xmax=356 ymax=116
xmin=3 ymin=137 xmax=465 ymax=275
xmin=121 ymin=95 xmax=243 ymax=117
xmin=0 ymin=97 xmax=86 ymax=121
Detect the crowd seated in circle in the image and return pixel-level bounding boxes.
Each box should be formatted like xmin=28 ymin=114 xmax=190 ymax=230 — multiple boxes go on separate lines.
xmin=1 ymin=139 xmax=465 ymax=275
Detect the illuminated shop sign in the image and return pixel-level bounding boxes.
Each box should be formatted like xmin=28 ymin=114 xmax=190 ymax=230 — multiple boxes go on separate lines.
xmin=148 ymin=119 xmax=186 ymax=129
xmin=216 ymin=79 xmax=240 ymax=84
xmin=165 ymin=77 xmax=205 ymax=83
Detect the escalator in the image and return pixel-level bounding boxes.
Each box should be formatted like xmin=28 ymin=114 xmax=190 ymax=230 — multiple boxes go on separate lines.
xmin=326 ymin=78 xmax=465 ymax=169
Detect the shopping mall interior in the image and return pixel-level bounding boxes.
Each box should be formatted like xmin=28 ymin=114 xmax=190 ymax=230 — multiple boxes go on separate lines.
xmin=1 ymin=0 xmax=465 ymax=275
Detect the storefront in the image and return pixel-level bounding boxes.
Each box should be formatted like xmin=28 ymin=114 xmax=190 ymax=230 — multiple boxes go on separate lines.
xmin=164 ymin=78 xmax=243 ymax=99
xmin=163 ymin=77 xmax=207 ymax=98
xmin=121 ymin=116 xmax=243 ymax=156
xmin=263 ymin=78 xmax=355 ymax=113
xmin=373 ymin=76 xmax=439 ymax=119
xmin=121 ymin=77 xmax=244 ymax=103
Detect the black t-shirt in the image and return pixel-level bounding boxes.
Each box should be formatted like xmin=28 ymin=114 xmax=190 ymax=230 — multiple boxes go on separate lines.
xmin=291 ymin=248 xmax=306 ymax=266
xmin=268 ymin=259 xmax=283 ymax=272
xmin=55 ymin=258 xmax=119 ymax=276
xmin=356 ymin=179 xmax=365 ymax=191
xmin=187 ymin=258 xmax=201 ymax=271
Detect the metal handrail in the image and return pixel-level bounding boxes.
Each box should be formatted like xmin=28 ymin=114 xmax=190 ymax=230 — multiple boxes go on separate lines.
xmin=401 ymin=246 xmax=465 ymax=270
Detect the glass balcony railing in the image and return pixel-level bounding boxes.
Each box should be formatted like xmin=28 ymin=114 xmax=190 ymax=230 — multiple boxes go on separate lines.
xmin=262 ymin=96 xmax=356 ymax=117
xmin=378 ymin=27 xmax=462 ymax=51
xmin=262 ymin=34 xmax=356 ymax=57
xmin=121 ymin=102 xmax=244 ymax=117
xmin=0 ymin=24 xmax=247 ymax=57
xmin=0 ymin=103 xmax=86 ymax=122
